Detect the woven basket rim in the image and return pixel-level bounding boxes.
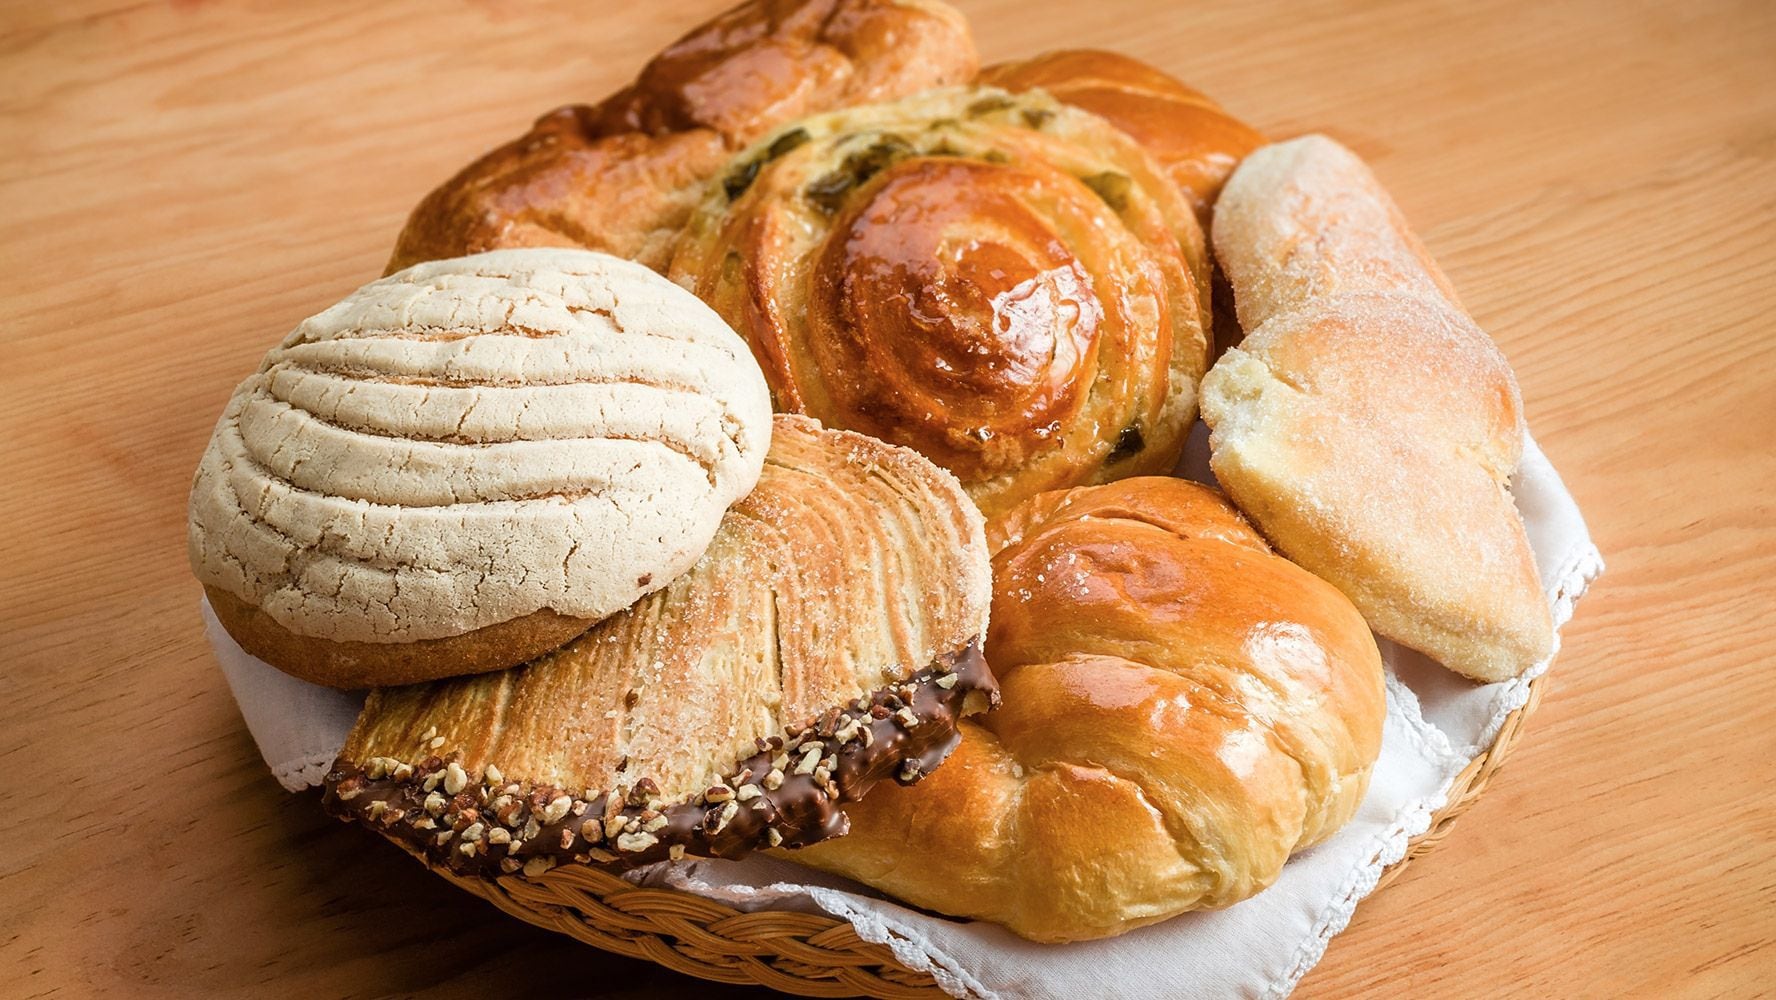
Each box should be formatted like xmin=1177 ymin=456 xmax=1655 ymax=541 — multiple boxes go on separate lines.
xmin=434 ymin=668 xmax=1551 ymax=998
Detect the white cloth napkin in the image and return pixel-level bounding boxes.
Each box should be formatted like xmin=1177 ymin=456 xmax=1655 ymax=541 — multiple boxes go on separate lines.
xmin=207 ymin=430 xmax=1602 ymax=1000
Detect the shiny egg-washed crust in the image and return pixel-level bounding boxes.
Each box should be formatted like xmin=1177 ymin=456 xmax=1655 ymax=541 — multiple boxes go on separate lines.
xmin=1202 ymin=135 xmax=1553 ymax=681
xmin=669 ymin=87 xmax=1209 ymax=521
xmin=324 ymin=414 xmax=995 ymax=870
xmin=187 ymin=249 xmax=773 ymax=687
xmin=978 ymin=49 xmax=1264 ymax=227
xmin=386 ymin=0 xmax=978 ymax=274
xmin=791 ymin=477 xmax=1386 ymax=942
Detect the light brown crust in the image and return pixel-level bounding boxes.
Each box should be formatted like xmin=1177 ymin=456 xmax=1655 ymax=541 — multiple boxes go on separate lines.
xmin=386 ymin=0 xmax=979 ymax=274
xmin=791 ymin=477 xmax=1386 ymax=942
xmin=207 ymin=587 xmax=593 ymax=689
xmin=321 ymin=414 xmax=994 ymax=868
xmin=1202 ymin=135 xmax=1554 ymax=681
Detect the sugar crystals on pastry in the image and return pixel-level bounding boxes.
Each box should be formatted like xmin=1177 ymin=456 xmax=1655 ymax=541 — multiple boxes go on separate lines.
xmin=188 ymin=248 xmax=773 ymax=688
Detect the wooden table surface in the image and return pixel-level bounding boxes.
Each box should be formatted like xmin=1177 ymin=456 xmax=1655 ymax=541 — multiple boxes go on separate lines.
xmin=4 ymin=0 xmax=1773 ymax=996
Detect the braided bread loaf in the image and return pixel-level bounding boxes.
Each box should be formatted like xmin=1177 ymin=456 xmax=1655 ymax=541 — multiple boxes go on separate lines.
xmin=791 ymin=476 xmax=1385 ymax=942
xmin=387 ymin=0 xmax=978 ymax=273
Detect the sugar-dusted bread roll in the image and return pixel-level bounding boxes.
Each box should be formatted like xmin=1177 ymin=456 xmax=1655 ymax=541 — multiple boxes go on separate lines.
xmin=322 ymin=415 xmax=996 ymax=872
xmin=792 ymin=477 xmax=1385 ymax=942
xmin=1202 ymin=135 xmax=1553 ymax=681
xmin=979 ymin=49 xmax=1263 ymax=226
xmin=387 ymin=0 xmax=978 ymax=274
xmin=669 ymin=87 xmax=1208 ymax=521
xmin=188 ymin=249 xmax=773 ymax=688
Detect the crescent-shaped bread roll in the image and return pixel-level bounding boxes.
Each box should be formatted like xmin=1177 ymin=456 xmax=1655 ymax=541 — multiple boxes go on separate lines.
xmin=1202 ymin=135 xmax=1553 ymax=681
xmin=790 ymin=477 xmax=1386 ymax=942
xmin=323 ymin=415 xmax=995 ymax=873
xmin=669 ymin=87 xmax=1208 ymax=521
xmin=387 ymin=0 xmax=978 ymax=273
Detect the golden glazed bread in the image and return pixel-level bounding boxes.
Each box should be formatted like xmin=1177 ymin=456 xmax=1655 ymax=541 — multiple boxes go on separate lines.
xmin=1202 ymin=135 xmax=1553 ymax=681
xmin=188 ymin=249 xmax=773 ymax=688
xmin=387 ymin=0 xmax=978 ymax=274
xmin=322 ymin=415 xmax=996 ymax=872
xmin=791 ymin=477 xmax=1386 ymax=942
xmin=978 ymin=49 xmax=1264 ymax=227
xmin=669 ymin=87 xmax=1209 ymax=521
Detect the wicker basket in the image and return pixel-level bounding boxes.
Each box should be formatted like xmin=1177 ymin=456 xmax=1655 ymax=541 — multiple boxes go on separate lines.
xmin=436 ymin=673 xmax=1548 ymax=998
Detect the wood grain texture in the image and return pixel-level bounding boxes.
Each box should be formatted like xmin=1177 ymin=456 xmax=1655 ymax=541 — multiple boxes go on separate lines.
xmin=1 ymin=0 xmax=1772 ymax=996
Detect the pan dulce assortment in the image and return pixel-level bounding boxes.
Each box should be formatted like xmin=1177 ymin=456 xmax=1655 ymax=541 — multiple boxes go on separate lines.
xmin=189 ymin=0 xmax=1551 ymax=944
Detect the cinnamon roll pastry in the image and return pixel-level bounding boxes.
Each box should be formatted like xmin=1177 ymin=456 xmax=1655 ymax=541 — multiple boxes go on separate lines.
xmin=388 ymin=0 xmax=978 ymax=274
xmin=791 ymin=477 xmax=1386 ymax=942
xmin=669 ymin=88 xmax=1209 ymax=520
xmin=322 ymin=415 xmax=996 ymax=873
xmin=188 ymin=249 xmax=773 ymax=688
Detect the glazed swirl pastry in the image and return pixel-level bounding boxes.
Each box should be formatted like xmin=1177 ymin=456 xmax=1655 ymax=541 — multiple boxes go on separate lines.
xmin=188 ymin=249 xmax=772 ymax=687
xmin=322 ymin=415 xmax=996 ymax=873
xmin=388 ymin=0 xmax=978 ymax=273
xmin=670 ymin=88 xmax=1208 ymax=519
xmin=793 ymin=477 xmax=1386 ymax=942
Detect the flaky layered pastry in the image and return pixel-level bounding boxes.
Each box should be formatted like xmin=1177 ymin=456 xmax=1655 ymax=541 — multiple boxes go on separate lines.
xmin=792 ymin=477 xmax=1386 ymax=942
xmin=1202 ymin=135 xmax=1554 ymax=681
xmin=322 ymin=414 xmax=996 ymax=872
xmin=387 ymin=0 xmax=978 ymax=274
xmin=670 ymin=87 xmax=1209 ymax=521
xmin=189 ymin=249 xmax=772 ymax=687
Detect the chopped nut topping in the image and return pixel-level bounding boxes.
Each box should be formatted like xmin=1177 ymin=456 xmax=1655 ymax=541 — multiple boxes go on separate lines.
xmin=423 ymin=791 xmax=447 ymax=816
xmin=366 ymin=800 xmax=387 ymax=820
xmin=795 ymin=746 xmax=822 ymax=775
xmin=420 ymin=726 xmax=437 ymax=742
xmin=813 ymin=765 xmax=830 ymax=785
xmin=428 ymin=736 xmax=446 ymax=750
xmin=487 ymin=827 xmax=511 ymax=845
xmin=859 ymin=725 xmax=874 ymax=748
xmin=461 ymin=822 xmax=486 ymax=842
xmin=365 ymin=758 xmax=389 ymax=780
xmin=616 ymin=831 xmax=659 ymax=853
xmin=542 ymin=795 xmax=572 ymax=824
xmin=899 ymin=759 xmax=923 ymax=781
xmin=643 ymin=814 xmax=670 ymax=833
xmin=522 ymin=856 xmax=555 ymax=877
xmin=414 ymin=817 xmax=436 ymax=831
xmin=772 ymin=753 xmax=791 ymax=772
xmin=458 ymin=841 xmax=477 ymax=857
xmin=604 ymin=815 xmax=628 ymax=840
xmin=588 ymin=848 xmax=618 ymax=863
xmin=571 ymin=801 xmax=588 ymax=816
xmin=434 ymin=830 xmax=454 ymax=846
xmin=421 ymin=772 xmax=442 ymax=794
xmin=391 ymin=763 xmax=413 ymax=781
xmin=711 ymin=800 xmax=739 ymax=834
xmin=443 ymin=762 xmax=468 ymax=795
xmin=935 ymin=673 xmax=958 ymax=689
xmin=336 ymin=784 xmax=362 ymax=802
xmin=522 ymin=817 xmax=541 ymax=840
xmin=705 ymin=784 xmax=734 ymax=804
xmin=895 ymin=707 xmax=920 ymax=729
xmin=668 ymin=845 xmax=686 ymax=861
xmin=483 ymin=764 xmax=503 ymax=786
xmin=763 ymin=768 xmax=785 ymax=790
xmin=500 ymin=857 xmax=522 ymax=874
xmin=736 ymin=783 xmax=762 ymax=802
xmin=766 ymin=828 xmax=783 ymax=847
xmin=559 ymin=828 xmax=576 ymax=850
xmin=580 ymin=819 xmax=603 ymax=843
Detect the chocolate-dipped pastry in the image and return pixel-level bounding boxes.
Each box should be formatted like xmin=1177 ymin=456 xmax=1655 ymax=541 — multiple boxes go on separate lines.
xmin=322 ymin=415 xmax=996 ymax=873
xmin=668 ymin=88 xmax=1209 ymax=521
xmin=387 ymin=0 xmax=978 ymax=274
